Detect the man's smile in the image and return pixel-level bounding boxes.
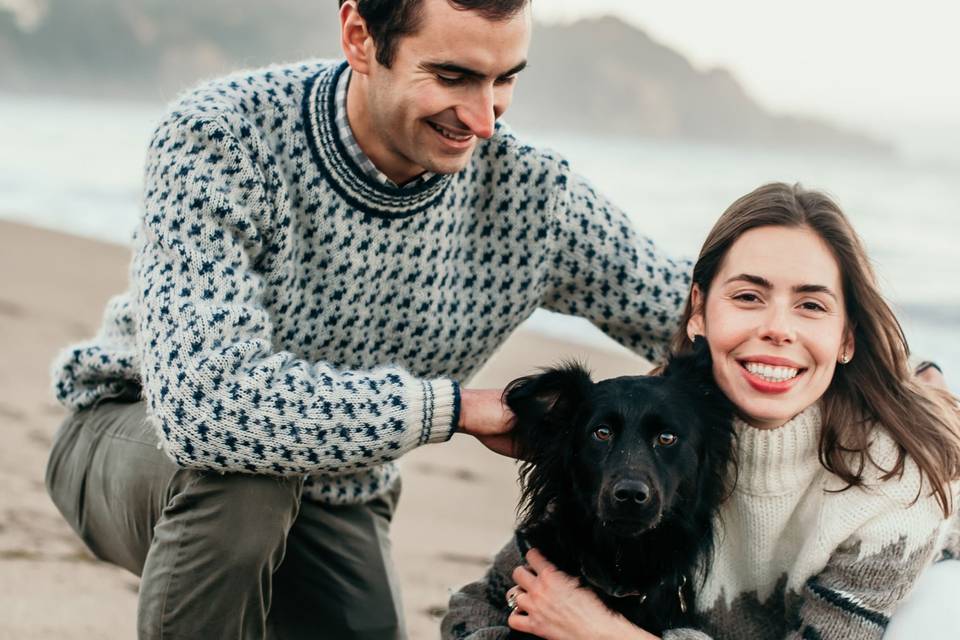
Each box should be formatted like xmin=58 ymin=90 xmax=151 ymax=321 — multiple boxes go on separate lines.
xmin=427 ymin=120 xmax=475 ymax=144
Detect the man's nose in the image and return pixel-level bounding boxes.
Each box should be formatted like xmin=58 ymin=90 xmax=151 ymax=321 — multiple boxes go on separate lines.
xmin=456 ymin=85 xmax=497 ymax=139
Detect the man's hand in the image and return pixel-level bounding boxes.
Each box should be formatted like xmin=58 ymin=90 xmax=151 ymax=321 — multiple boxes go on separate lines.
xmin=458 ymin=388 xmax=517 ymax=457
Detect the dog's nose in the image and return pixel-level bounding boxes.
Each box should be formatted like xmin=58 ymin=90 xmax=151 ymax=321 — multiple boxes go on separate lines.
xmin=612 ymin=479 xmax=651 ymax=505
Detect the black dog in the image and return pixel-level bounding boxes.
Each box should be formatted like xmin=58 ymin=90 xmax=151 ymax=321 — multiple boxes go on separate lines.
xmin=504 ymin=338 xmax=735 ymax=637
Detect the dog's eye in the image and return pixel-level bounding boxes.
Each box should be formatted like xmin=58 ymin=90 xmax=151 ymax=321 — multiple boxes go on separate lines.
xmin=592 ymin=425 xmax=613 ymax=442
xmin=656 ymin=432 xmax=678 ymax=447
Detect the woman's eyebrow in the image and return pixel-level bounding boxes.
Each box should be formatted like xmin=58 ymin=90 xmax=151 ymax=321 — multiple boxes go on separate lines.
xmin=794 ymin=284 xmax=838 ymax=301
xmin=723 ymin=273 xmax=771 ymax=288
xmin=723 ymin=274 xmax=838 ymax=301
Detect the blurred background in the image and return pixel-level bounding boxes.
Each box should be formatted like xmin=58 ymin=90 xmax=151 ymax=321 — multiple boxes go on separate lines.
xmin=1 ymin=0 xmax=957 ymax=383
xmin=1 ymin=1 xmax=958 ymax=637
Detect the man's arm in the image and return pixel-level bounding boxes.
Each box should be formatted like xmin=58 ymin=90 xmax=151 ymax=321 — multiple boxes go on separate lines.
xmin=135 ymin=110 xmax=509 ymax=474
xmin=542 ymin=169 xmax=693 ymax=365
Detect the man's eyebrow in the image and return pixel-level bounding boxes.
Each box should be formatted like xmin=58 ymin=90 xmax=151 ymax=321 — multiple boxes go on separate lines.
xmin=501 ymin=61 xmax=528 ymax=77
xmin=723 ymin=273 xmax=838 ymax=300
xmin=420 ymin=60 xmax=528 ymax=79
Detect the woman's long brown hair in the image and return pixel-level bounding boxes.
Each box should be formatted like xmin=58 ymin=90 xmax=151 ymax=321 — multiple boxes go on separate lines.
xmin=671 ymin=183 xmax=960 ymax=515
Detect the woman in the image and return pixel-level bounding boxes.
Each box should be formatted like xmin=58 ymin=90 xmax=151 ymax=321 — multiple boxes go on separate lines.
xmin=442 ymin=183 xmax=960 ymax=639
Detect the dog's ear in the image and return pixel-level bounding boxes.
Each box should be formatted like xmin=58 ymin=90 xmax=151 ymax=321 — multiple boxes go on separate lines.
xmin=505 ymin=363 xmax=593 ymax=527
xmin=663 ymin=336 xmax=734 ymax=419
xmin=504 ymin=362 xmax=593 ymax=441
xmin=662 ymin=335 xmax=714 ymax=385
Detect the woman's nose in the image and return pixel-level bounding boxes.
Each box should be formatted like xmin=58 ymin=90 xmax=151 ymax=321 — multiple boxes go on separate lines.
xmin=759 ymin=306 xmax=795 ymax=344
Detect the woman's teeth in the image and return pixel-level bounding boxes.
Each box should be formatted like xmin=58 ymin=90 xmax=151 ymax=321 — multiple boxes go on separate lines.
xmin=429 ymin=122 xmax=472 ymax=141
xmin=743 ymin=362 xmax=800 ymax=382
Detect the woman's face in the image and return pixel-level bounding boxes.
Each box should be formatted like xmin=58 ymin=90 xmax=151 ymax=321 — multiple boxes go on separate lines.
xmin=688 ymin=225 xmax=854 ymax=429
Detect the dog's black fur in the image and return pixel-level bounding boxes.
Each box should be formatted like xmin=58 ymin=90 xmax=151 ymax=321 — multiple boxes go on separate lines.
xmin=504 ymin=338 xmax=736 ymax=637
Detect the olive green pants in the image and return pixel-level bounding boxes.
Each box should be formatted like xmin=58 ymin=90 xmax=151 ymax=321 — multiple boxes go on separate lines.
xmin=45 ymin=399 xmax=406 ymax=640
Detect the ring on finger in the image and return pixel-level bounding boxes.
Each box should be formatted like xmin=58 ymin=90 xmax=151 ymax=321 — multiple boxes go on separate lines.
xmin=506 ymin=587 xmax=523 ymax=612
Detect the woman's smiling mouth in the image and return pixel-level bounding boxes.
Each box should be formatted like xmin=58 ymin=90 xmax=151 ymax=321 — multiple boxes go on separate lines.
xmin=738 ymin=359 xmax=807 ymax=393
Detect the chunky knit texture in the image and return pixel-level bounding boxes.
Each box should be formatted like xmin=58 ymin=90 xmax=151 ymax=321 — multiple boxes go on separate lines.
xmin=443 ymin=405 xmax=957 ymax=639
xmin=50 ymin=60 xmax=691 ymax=505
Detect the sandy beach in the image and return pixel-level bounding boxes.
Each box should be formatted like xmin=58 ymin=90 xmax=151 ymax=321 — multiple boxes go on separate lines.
xmin=0 ymin=219 xmax=650 ymax=639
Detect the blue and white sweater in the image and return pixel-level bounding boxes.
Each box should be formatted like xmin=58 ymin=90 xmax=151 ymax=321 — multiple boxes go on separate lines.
xmin=51 ymin=60 xmax=691 ymax=505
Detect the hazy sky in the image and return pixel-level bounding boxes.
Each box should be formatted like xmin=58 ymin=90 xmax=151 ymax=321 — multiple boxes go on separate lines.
xmin=533 ymin=1 xmax=960 ymax=141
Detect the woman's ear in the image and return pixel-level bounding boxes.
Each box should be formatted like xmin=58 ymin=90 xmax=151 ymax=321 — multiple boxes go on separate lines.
xmin=839 ymin=330 xmax=855 ymax=364
xmin=687 ymin=284 xmax=706 ymax=341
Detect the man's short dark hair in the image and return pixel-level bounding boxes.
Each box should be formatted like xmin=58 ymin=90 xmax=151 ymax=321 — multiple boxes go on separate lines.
xmin=339 ymin=0 xmax=530 ymax=68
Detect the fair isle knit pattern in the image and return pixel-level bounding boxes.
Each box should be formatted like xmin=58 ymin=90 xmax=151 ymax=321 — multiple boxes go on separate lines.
xmin=51 ymin=60 xmax=691 ymax=505
xmin=442 ymin=406 xmax=955 ymax=639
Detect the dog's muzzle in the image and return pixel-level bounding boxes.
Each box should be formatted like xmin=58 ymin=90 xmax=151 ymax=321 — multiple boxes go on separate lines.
xmin=600 ymin=476 xmax=662 ymax=532
xmin=612 ymin=479 xmax=651 ymax=505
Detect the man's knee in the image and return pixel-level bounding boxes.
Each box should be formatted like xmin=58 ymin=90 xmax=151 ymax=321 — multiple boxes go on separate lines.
xmin=45 ymin=412 xmax=85 ymax=532
xmin=174 ymin=471 xmax=305 ymax=569
xmin=138 ymin=473 xmax=307 ymax=639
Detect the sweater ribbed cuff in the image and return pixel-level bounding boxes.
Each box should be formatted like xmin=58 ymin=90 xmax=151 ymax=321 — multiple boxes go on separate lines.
xmin=403 ymin=378 xmax=460 ymax=449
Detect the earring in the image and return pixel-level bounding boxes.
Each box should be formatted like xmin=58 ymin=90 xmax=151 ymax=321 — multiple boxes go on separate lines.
xmin=840 ymin=350 xmax=850 ymax=364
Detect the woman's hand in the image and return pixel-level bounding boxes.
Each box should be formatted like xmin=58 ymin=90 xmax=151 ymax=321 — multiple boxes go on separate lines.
xmin=506 ymin=548 xmax=659 ymax=640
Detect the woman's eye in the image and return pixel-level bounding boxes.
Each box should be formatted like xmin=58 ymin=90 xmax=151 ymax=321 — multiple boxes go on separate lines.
xmin=655 ymin=432 xmax=678 ymax=447
xmin=800 ymin=301 xmax=827 ymax=312
xmin=592 ymin=425 xmax=613 ymax=442
xmin=733 ymin=293 xmax=760 ymax=303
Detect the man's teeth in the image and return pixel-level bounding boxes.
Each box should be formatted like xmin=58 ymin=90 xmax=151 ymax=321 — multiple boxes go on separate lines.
xmin=429 ymin=122 xmax=472 ymax=141
xmin=744 ymin=362 xmax=800 ymax=382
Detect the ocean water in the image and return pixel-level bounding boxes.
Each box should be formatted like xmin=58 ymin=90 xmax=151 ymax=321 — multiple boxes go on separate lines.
xmin=1 ymin=94 xmax=958 ymax=390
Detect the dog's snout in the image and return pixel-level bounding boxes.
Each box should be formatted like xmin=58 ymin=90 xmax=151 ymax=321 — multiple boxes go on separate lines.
xmin=612 ymin=479 xmax=651 ymax=505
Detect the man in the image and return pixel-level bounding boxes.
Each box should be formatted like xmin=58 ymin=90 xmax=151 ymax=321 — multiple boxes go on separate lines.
xmin=44 ymin=1 xmax=694 ymax=638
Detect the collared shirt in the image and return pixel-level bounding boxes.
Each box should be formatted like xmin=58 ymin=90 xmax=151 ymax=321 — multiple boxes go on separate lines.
xmin=335 ymin=67 xmax=434 ymax=189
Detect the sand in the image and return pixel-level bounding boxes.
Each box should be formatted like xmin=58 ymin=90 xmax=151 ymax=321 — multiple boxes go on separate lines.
xmin=0 ymin=219 xmax=650 ymax=639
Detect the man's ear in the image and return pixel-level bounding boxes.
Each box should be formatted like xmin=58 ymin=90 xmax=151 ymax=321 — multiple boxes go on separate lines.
xmin=687 ymin=284 xmax=706 ymax=341
xmin=340 ymin=1 xmax=374 ymax=75
xmin=504 ymin=363 xmax=593 ymax=450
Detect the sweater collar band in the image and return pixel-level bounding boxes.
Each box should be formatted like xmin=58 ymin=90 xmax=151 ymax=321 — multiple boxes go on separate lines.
xmin=301 ymin=61 xmax=453 ymax=219
xmin=733 ymin=404 xmax=823 ymax=495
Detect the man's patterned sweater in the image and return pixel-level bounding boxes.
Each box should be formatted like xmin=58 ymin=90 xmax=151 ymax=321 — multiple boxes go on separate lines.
xmin=50 ymin=60 xmax=691 ymax=505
